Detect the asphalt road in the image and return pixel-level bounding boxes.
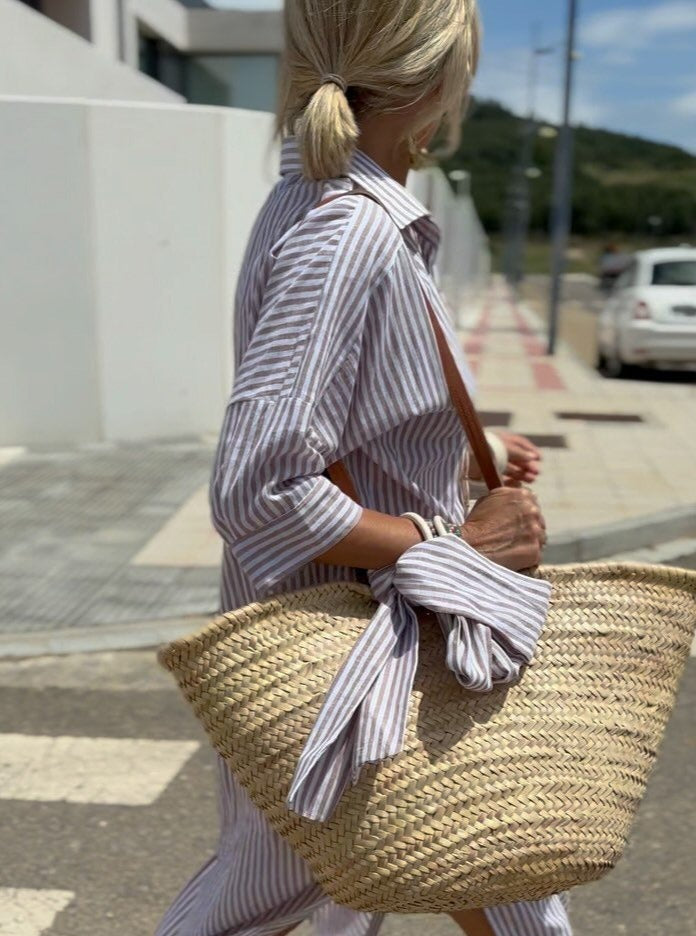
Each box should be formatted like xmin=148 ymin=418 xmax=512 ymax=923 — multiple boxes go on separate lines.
xmin=1 ymin=649 xmax=694 ymax=936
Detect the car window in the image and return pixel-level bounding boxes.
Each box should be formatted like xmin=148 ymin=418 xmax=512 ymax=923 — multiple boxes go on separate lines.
xmin=651 ymin=260 xmax=696 ymax=286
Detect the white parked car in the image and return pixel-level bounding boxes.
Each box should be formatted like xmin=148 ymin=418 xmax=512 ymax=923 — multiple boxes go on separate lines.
xmin=597 ymin=247 xmax=696 ymax=376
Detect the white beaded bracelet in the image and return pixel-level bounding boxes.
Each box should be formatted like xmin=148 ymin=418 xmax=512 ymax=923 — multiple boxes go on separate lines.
xmin=402 ymin=513 xmax=465 ymax=542
xmin=401 ymin=512 xmax=435 ymax=542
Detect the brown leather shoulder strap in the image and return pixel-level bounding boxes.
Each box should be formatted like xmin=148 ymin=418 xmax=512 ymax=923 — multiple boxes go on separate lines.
xmin=425 ymin=304 xmax=501 ymax=491
xmin=318 ymin=188 xmax=502 ymax=499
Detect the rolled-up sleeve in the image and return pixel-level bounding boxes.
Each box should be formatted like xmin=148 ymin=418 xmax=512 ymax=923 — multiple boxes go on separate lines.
xmin=210 ymin=196 xmax=399 ymax=591
xmin=210 ymin=395 xmax=363 ymax=591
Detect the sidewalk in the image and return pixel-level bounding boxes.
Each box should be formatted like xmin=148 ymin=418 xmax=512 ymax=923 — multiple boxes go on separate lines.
xmin=0 ymin=439 xmax=220 ymax=653
xmin=465 ymin=281 xmax=696 ymax=532
xmin=1 ymin=282 xmax=695 ymax=653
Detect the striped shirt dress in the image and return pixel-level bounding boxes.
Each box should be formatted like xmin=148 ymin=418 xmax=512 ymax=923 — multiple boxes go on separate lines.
xmin=155 ymin=139 xmax=572 ymax=936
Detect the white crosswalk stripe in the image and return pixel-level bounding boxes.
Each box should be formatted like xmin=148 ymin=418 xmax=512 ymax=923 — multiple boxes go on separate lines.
xmin=0 ymin=888 xmax=74 ymax=936
xmin=0 ymin=734 xmax=199 ymax=805
xmin=0 ymin=446 xmax=25 ymax=470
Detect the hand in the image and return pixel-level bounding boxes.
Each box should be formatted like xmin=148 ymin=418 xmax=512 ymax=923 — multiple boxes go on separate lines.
xmin=468 ymin=431 xmax=542 ymax=487
xmin=459 ymin=487 xmax=547 ymax=572
xmin=496 ymin=431 xmax=542 ymax=486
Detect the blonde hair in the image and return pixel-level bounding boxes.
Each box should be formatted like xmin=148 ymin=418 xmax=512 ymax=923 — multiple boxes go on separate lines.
xmin=277 ymin=0 xmax=480 ymax=181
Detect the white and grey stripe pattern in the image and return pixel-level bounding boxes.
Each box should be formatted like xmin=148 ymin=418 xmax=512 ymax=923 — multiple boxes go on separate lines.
xmin=288 ymin=535 xmax=551 ymax=820
xmin=156 ymin=137 xmax=571 ymax=936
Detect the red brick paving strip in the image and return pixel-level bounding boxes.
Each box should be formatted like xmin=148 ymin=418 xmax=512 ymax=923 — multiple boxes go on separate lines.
xmin=532 ymin=360 xmax=567 ymax=391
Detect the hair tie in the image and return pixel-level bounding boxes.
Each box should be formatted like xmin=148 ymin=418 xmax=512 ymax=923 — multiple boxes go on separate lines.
xmin=320 ymin=73 xmax=348 ymax=93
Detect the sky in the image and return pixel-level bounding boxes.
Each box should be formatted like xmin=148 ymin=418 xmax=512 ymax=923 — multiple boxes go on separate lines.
xmin=207 ymin=0 xmax=696 ymax=153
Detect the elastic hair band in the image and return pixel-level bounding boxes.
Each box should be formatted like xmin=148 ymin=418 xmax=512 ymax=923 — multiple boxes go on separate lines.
xmin=320 ymin=73 xmax=348 ymax=94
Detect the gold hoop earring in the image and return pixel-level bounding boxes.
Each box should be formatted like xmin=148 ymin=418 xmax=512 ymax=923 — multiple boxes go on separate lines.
xmin=407 ymin=136 xmax=433 ymax=170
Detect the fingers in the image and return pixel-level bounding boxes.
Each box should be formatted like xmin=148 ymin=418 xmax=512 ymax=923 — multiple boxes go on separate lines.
xmin=505 ymin=433 xmax=543 ymax=462
xmin=522 ymin=442 xmax=542 ymax=461
xmin=518 ymin=437 xmax=542 ymax=461
xmin=506 ymin=464 xmax=539 ymax=484
xmin=504 ymin=450 xmax=541 ymax=481
xmin=520 ymin=489 xmax=547 ymax=544
xmin=519 ymin=457 xmax=541 ymax=481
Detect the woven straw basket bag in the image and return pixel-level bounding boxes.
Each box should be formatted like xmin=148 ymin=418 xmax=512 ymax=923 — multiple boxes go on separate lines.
xmin=161 ymin=566 xmax=695 ymax=912
xmin=160 ymin=195 xmax=696 ymax=913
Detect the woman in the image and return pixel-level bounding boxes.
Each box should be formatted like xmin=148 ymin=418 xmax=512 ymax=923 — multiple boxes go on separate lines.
xmin=157 ymin=1 xmax=571 ymax=934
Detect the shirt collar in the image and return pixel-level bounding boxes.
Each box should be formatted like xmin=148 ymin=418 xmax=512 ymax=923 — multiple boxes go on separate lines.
xmin=280 ymin=137 xmax=441 ymax=260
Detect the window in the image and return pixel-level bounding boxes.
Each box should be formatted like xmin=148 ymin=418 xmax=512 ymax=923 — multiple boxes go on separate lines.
xmin=139 ymin=35 xmax=187 ymax=96
xmin=651 ymin=260 xmax=696 ymax=287
xmin=186 ymin=55 xmax=279 ymax=112
xmin=138 ymin=35 xmax=279 ymax=113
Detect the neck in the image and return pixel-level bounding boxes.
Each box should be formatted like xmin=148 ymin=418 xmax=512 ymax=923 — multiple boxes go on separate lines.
xmin=357 ymin=115 xmax=411 ymax=186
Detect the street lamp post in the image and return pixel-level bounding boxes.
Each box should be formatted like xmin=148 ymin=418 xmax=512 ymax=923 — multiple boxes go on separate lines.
xmin=547 ymin=0 xmax=580 ymax=355
xmin=503 ymin=28 xmax=554 ymax=291
xmin=448 ymin=169 xmax=469 ymax=197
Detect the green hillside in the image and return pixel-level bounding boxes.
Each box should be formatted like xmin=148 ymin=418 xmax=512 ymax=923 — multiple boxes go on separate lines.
xmin=441 ymin=100 xmax=696 ymax=237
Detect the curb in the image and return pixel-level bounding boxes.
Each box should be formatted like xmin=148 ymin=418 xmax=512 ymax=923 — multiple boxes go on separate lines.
xmin=2 ymin=505 xmax=695 ymax=658
xmin=545 ymin=504 xmax=696 ymax=564
xmin=609 ymin=537 xmax=696 ymax=569
xmin=0 ymin=615 xmax=211 ymax=659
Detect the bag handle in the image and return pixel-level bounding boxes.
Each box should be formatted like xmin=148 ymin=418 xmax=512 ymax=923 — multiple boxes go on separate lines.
xmin=423 ymin=302 xmax=502 ymax=492
xmin=317 ymin=188 xmax=502 ymax=498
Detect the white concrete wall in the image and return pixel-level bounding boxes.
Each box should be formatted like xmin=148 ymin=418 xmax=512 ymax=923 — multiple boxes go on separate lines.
xmin=186 ymin=8 xmax=284 ymax=53
xmin=0 ymin=97 xmax=276 ymax=445
xmin=0 ymin=0 xmax=180 ymax=102
xmin=0 ymin=92 xmax=488 ymax=446
xmin=0 ymin=100 xmax=102 ymax=443
xmin=125 ymin=0 xmax=188 ymax=65
xmin=89 ymin=0 xmax=122 ymax=61
xmin=408 ymin=168 xmax=490 ymax=323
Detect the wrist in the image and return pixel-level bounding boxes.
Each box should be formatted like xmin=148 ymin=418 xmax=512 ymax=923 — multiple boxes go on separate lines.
xmin=459 ymin=521 xmax=481 ymax=552
xmin=401 ymin=513 xmax=470 ymax=545
xmin=399 ymin=515 xmax=428 ymax=548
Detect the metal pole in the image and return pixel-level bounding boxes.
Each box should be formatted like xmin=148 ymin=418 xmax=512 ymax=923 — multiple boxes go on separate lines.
xmin=504 ymin=26 xmax=552 ymax=292
xmin=547 ymin=0 xmax=579 ymax=355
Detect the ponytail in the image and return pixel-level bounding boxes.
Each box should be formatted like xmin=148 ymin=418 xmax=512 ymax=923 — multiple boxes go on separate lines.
xmin=296 ymin=80 xmax=359 ymax=181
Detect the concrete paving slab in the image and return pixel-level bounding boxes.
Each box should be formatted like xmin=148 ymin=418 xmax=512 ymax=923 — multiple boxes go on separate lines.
xmin=0 ymin=440 xmax=217 ymax=639
xmin=132 ymin=484 xmax=222 ymax=568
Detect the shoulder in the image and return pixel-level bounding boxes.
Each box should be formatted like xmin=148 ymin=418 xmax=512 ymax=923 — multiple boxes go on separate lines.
xmin=272 ymin=188 xmax=404 ymax=288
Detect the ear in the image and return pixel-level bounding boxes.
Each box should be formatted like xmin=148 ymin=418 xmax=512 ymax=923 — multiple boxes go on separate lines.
xmin=412 ymin=122 xmax=438 ymax=151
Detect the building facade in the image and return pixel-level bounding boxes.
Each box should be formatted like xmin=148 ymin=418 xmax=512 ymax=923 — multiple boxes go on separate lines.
xmin=2 ymin=0 xmax=489 ymax=445
xmin=13 ymin=0 xmax=283 ymax=111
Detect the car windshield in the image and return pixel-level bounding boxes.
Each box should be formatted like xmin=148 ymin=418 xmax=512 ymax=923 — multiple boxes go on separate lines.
xmin=651 ymin=260 xmax=696 ymax=286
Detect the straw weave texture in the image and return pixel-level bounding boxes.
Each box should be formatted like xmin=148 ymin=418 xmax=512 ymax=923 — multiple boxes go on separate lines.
xmin=160 ymin=562 xmax=696 ymax=912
